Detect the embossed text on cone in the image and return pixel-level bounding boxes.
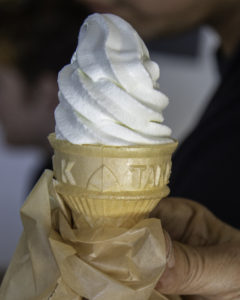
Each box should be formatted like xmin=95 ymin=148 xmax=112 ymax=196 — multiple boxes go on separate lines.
xmin=49 ymin=134 xmax=177 ymax=228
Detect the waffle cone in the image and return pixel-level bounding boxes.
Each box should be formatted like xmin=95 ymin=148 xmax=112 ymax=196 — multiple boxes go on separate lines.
xmin=49 ymin=134 xmax=177 ymax=228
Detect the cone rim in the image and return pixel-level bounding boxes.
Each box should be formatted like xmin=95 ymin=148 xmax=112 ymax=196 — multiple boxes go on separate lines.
xmin=48 ymin=133 xmax=178 ymax=157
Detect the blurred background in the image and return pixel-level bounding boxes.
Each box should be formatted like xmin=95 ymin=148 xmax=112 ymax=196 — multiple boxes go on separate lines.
xmin=0 ymin=0 xmax=220 ymax=282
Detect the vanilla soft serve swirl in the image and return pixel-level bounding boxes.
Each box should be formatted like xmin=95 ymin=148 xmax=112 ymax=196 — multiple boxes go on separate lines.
xmin=55 ymin=13 xmax=173 ymax=145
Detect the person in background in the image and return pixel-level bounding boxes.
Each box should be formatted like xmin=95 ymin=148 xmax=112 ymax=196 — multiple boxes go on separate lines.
xmin=0 ymin=0 xmax=90 ymax=283
xmin=76 ymin=0 xmax=240 ymax=298
xmin=0 ymin=0 xmax=90 ymax=185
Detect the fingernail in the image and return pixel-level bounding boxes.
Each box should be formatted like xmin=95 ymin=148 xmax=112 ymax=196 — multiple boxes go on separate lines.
xmin=164 ymin=231 xmax=175 ymax=268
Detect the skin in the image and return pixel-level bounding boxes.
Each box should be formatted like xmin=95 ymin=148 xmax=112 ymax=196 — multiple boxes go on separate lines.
xmin=151 ymin=198 xmax=240 ymax=299
xmin=0 ymin=66 xmax=58 ymax=152
xmin=79 ymin=0 xmax=240 ymax=56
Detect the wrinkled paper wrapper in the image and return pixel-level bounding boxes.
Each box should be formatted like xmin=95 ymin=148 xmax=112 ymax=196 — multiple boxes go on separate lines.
xmin=0 ymin=171 xmax=180 ymax=300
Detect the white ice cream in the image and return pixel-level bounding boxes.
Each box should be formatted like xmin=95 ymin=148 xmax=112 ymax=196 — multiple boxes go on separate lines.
xmin=55 ymin=13 xmax=173 ymax=145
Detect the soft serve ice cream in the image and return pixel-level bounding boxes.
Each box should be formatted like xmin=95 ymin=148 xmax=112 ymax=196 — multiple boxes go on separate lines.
xmin=55 ymin=13 xmax=173 ymax=145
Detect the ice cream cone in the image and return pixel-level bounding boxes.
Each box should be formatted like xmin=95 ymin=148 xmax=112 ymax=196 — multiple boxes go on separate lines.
xmin=49 ymin=133 xmax=177 ymax=228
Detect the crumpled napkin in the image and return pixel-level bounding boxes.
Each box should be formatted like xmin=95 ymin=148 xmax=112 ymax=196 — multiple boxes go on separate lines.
xmin=0 ymin=170 xmax=180 ymax=300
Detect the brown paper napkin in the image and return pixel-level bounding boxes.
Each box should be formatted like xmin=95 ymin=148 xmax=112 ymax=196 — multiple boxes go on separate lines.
xmin=0 ymin=170 xmax=181 ymax=300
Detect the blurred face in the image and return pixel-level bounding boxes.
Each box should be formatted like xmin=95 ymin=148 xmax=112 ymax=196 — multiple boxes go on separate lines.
xmin=0 ymin=66 xmax=58 ymax=148
xmin=80 ymin=0 xmax=219 ymax=38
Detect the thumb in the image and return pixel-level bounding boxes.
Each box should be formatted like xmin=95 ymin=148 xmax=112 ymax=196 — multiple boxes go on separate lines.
xmin=156 ymin=240 xmax=240 ymax=297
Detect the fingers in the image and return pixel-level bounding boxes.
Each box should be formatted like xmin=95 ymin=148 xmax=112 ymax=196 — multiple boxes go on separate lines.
xmin=151 ymin=197 xmax=240 ymax=246
xmin=151 ymin=197 xmax=196 ymax=241
xmin=153 ymin=198 xmax=240 ymax=298
xmin=156 ymin=242 xmax=205 ymax=295
xmin=163 ymin=230 xmax=175 ymax=268
xmin=156 ymin=241 xmax=240 ymax=298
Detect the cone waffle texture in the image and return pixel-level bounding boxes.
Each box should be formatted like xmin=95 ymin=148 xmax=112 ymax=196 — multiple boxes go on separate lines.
xmin=49 ymin=133 xmax=177 ymax=227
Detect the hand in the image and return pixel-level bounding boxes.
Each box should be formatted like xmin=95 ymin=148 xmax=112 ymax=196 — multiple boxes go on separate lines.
xmin=150 ymin=197 xmax=240 ymax=300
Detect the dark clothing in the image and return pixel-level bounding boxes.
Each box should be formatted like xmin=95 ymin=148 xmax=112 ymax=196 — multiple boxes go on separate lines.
xmin=170 ymin=46 xmax=240 ymax=229
xmin=28 ymin=155 xmax=53 ymax=194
